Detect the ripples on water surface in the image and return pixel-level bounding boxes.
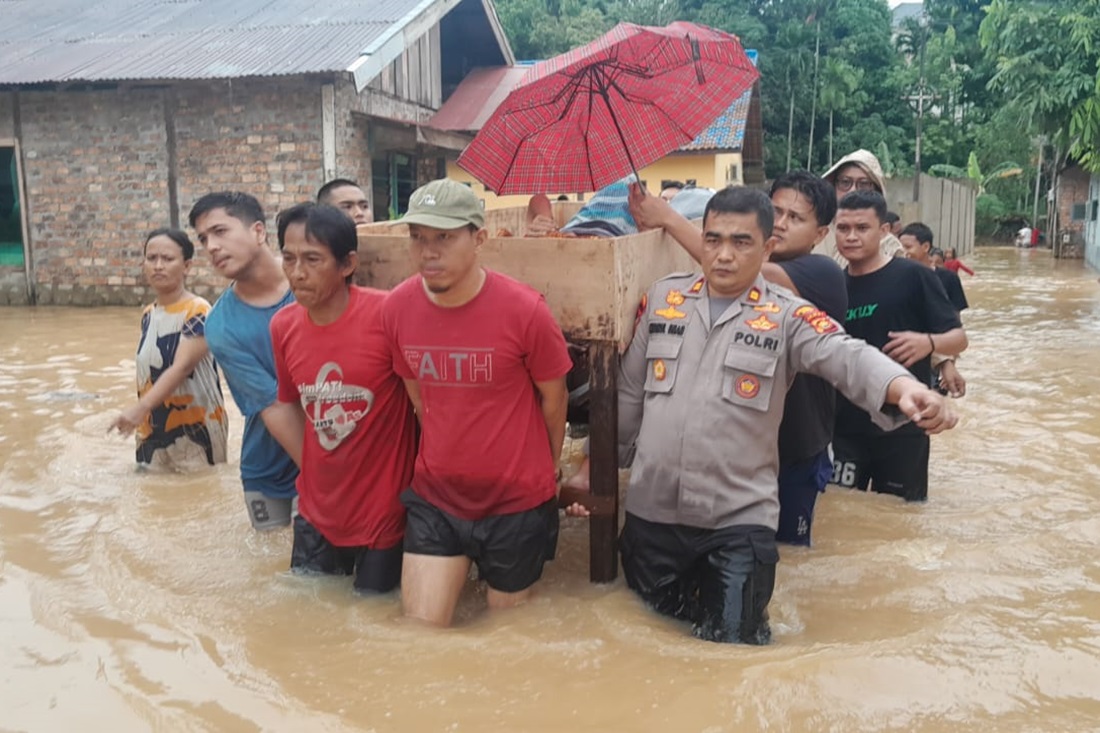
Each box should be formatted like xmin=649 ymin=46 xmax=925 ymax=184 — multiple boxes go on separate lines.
xmin=1 ymin=248 xmax=1099 ymax=732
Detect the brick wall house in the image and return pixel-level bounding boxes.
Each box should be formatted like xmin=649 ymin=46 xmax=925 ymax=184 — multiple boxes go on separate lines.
xmin=1054 ymin=164 xmax=1090 ymax=259
xmin=0 ymin=0 xmax=511 ymax=305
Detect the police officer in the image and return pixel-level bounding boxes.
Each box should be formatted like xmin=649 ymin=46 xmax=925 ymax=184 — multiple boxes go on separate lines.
xmin=617 ymin=186 xmax=958 ymax=644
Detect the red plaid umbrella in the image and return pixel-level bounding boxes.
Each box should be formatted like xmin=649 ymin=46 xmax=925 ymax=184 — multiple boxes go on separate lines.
xmin=456 ymin=21 xmax=759 ymax=195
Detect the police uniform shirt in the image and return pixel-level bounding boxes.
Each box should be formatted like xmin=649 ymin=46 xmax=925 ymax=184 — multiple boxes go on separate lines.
xmin=618 ymin=272 xmax=914 ymax=532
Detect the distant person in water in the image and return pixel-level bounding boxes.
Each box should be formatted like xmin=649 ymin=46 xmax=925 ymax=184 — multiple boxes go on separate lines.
xmin=110 ymin=228 xmax=228 ymax=470
xmin=942 ymin=248 xmax=974 ymax=275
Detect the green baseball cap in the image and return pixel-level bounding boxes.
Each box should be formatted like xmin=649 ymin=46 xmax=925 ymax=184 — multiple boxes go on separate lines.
xmin=398 ymin=179 xmax=485 ymax=229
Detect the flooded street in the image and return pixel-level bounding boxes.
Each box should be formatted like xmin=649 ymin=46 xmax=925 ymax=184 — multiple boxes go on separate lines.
xmin=2 ymin=247 xmax=1099 ymax=732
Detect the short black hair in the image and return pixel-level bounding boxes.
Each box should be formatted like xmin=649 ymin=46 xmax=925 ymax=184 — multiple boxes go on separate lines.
xmin=276 ymin=202 xmax=358 ymax=283
xmin=899 ymin=221 xmax=934 ymax=246
xmin=884 ymin=210 xmax=900 ymax=225
xmin=930 ymin=247 xmax=945 ymax=259
xmin=188 ymin=191 xmax=265 ymax=229
xmin=144 ymin=227 xmax=195 ymax=260
xmin=660 ymin=179 xmax=684 ymax=191
xmin=837 ymin=190 xmax=888 ymax=224
xmin=317 ymin=178 xmax=362 ymax=204
xmin=703 ymin=186 xmax=774 ymax=239
xmin=769 ymin=171 xmax=836 ymax=227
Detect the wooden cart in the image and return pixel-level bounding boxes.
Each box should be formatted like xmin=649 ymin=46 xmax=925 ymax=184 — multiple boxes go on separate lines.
xmin=356 ymin=203 xmax=696 ymax=582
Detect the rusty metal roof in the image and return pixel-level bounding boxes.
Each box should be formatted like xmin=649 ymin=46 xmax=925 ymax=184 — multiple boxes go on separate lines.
xmin=0 ymin=0 xmax=428 ymax=85
xmin=428 ymin=65 xmax=532 ymax=132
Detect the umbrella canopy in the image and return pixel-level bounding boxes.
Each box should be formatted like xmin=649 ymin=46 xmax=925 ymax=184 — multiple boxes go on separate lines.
xmin=456 ymin=21 xmax=759 ymax=196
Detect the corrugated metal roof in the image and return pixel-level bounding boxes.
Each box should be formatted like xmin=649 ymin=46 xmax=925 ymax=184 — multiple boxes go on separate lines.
xmin=0 ymin=0 xmax=425 ymax=84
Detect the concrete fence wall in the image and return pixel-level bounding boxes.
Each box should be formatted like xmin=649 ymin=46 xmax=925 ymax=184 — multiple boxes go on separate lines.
xmin=883 ymin=175 xmax=977 ymax=256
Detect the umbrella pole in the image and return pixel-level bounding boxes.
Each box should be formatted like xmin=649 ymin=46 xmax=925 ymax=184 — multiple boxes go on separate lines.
xmin=599 ymin=84 xmax=646 ymax=193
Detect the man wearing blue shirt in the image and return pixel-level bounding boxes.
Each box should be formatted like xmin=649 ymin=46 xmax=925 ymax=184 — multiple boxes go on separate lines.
xmin=189 ymin=192 xmax=301 ymax=530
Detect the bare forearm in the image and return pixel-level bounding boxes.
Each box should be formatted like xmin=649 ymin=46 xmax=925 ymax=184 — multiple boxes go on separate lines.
xmin=664 ymin=211 xmax=704 ymax=264
xmin=929 ymin=328 xmax=967 ymax=357
xmin=541 ymin=392 xmax=567 ymax=467
xmin=260 ymin=402 xmax=305 ymax=467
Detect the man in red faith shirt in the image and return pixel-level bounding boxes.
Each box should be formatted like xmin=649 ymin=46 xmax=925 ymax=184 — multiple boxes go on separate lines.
xmin=269 ymin=202 xmax=417 ymax=593
xmin=381 ymin=179 xmax=573 ymax=627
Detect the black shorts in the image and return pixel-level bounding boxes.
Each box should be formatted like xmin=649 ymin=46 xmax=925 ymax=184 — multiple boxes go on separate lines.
xmin=831 ymin=431 xmax=930 ymax=502
xmin=619 ymin=513 xmax=777 ymax=645
xmin=290 ymin=514 xmax=403 ymax=594
xmin=400 ymin=488 xmax=559 ymax=593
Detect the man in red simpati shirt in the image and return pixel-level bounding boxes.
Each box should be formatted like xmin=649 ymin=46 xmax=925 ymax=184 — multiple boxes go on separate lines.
xmin=269 ymin=202 xmax=417 ymax=594
xmin=381 ymin=179 xmax=572 ymax=627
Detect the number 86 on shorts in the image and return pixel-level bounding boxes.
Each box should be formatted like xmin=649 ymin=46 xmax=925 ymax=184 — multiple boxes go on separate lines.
xmin=832 ymin=461 xmax=858 ymax=487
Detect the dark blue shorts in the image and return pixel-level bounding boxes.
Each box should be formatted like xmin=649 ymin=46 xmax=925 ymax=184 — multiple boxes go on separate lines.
xmin=776 ymin=449 xmax=833 ymax=546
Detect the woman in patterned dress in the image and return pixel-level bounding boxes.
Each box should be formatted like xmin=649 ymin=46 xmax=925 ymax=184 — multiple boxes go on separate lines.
xmin=109 ymin=228 xmax=228 ymax=468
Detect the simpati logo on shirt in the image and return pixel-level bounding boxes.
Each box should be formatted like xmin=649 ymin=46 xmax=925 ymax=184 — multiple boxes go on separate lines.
xmin=299 ymin=362 xmax=374 ymax=451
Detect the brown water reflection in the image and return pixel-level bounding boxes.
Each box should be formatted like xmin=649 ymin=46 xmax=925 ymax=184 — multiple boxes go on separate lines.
xmin=2 ymin=248 xmax=1099 ymax=732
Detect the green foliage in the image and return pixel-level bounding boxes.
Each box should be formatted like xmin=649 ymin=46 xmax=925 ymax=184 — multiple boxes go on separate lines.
xmin=981 ymin=0 xmax=1100 ymax=171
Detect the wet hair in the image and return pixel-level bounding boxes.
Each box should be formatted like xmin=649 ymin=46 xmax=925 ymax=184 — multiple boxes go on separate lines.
xmin=188 ymin=191 xmax=265 ymax=229
xmin=317 ymin=178 xmax=362 ymax=204
xmin=276 ymin=202 xmax=358 ymax=283
xmin=143 ymin=227 xmax=194 ymax=260
xmin=837 ymin=190 xmax=888 ymax=223
xmin=884 ymin=211 xmax=900 ymax=225
xmin=769 ymin=171 xmax=836 ymax=227
xmin=899 ymin=221 xmax=934 ymax=247
xmin=703 ymin=186 xmax=774 ymax=239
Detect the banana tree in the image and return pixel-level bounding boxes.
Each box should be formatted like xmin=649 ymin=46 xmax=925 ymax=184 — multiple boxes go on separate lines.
xmin=929 ymin=151 xmax=1023 ymax=194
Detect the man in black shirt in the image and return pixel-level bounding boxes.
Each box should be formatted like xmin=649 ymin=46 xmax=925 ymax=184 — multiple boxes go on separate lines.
xmin=834 ymin=193 xmax=968 ymax=501
xmin=761 ymin=172 xmax=848 ymax=545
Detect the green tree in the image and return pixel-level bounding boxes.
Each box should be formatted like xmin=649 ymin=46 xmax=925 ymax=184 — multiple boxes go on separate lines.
xmin=929 ymin=151 xmax=1022 ymax=194
xmin=980 ymin=0 xmax=1100 ymax=171
xmin=818 ymin=56 xmax=863 ymax=166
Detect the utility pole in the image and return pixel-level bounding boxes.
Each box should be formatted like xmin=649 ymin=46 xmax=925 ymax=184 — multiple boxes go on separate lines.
xmin=1031 ymin=137 xmax=1044 ymax=227
xmin=913 ymin=22 xmax=928 ymax=202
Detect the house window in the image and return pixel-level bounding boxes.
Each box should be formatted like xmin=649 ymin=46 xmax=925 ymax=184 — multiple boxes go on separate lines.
xmin=0 ymin=146 xmax=25 ymax=267
xmin=1091 ymin=200 xmax=1098 ymax=221
xmin=1072 ymin=202 xmax=1087 ymax=221
xmin=371 ymin=152 xmax=419 ymax=221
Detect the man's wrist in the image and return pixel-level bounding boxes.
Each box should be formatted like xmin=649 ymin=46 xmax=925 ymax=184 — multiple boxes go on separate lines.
xmin=927 ymin=333 xmax=936 ymax=354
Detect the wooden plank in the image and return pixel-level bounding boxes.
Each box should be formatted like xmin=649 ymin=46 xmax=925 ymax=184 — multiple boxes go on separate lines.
xmin=429 ymin=24 xmax=443 ymax=109
xmin=408 ymin=39 xmax=422 ymax=107
xmin=357 ymin=204 xmax=696 ymax=345
xmin=587 ymin=341 xmax=619 ymax=583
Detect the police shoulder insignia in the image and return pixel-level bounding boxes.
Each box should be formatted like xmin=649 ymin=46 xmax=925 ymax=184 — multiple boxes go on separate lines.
xmin=747 ymin=287 xmax=761 ymax=303
xmin=793 ymin=305 xmax=839 ymax=334
xmin=688 ymin=277 xmax=705 ymax=294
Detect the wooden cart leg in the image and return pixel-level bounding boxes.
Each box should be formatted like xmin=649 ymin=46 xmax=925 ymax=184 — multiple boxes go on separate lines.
xmin=587 ymin=341 xmax=619 ymax=583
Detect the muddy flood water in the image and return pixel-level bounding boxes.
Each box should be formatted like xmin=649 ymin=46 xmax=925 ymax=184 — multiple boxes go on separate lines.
xmin=2 ymin=247 xmax=1099 ymax=732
